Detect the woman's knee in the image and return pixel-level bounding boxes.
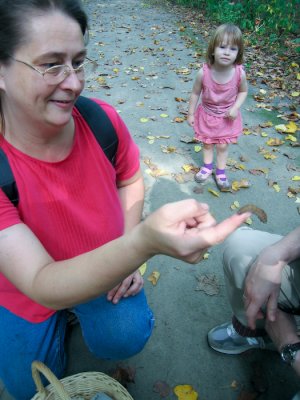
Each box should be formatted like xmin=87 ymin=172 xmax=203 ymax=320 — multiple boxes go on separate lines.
xmin=85 ymin=309 xmax=154 ymax=360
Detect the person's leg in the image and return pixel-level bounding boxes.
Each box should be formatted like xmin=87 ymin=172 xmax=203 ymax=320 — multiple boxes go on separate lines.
xmin=208 ymin=227 xmax=289 ymax=353
xmin=195 ymin=144 xmax=214 ymax=183
xmin=215 ymin=143 xmax=230 ymax=190
xmin=0 ymin=307 xmax=68 ymax=400
xmin=73 ymin=289 xmax=154 ymax=360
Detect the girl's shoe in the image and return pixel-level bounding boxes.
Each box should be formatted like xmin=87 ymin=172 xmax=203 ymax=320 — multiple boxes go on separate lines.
xmin=195 ymin=166 xmax=213 ymax=183
xmin=215 ymin=173 xmax=230 ymax=191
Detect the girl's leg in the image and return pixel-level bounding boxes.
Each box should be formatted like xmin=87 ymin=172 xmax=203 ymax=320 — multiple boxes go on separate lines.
xmin=215 ymin=143 xmax=230 ymax=190
xmin=195 ymin=144 xmax=214 ymax=183
xmin=0 ymin=308 xmax=68 ymax=400
xmin=73 ymin=289 xmax=154 ymax=360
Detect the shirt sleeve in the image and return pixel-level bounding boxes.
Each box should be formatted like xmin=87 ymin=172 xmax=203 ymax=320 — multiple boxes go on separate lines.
xmin=0 ymin=189 xmax=21 ymax=230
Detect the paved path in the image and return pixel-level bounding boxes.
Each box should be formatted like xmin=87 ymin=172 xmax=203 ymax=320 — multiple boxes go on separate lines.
xmin=70 ymin=1 xmax=300 ymax=399
xmin=2 ymin=0 xmax=299 ymax=399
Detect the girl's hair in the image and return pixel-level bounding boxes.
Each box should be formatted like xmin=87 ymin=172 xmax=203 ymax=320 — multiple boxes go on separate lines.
xmin=0 ymin=0 xmax=88 ymax=132
xmin=206 ymin=24 xmax=244 ymax=66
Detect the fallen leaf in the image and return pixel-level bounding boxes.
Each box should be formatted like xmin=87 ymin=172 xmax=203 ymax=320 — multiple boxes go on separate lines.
xmin=139 ymin=263 xmax=147 ymax=276
xmin=292 ymin=176 xmax=300 ymax=181
xmin=140 ymin=117 xmax=149 ymax=123
xmin=153 ymin=381 xmax=171 ymax=398
xmin=160 ymin=113 xmax=169 ymax=118
xmin=208 ymin=188 xmax=220 ymax=197
xmin=195 ymin=273 xmax=220 ymax=295
xmin=174 ymin=385 xmax=198 ymax=400
xmin=147 ymin=271 xmax=160 ymax=285
xmin=194 ymin=145 xmax=202 ymax=152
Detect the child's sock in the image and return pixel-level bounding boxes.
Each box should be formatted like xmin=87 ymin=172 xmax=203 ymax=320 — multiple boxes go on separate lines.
xmin=216 ymin=168 xmax=226 ymax=181
xmin=203 ymin=162 xmax=213 ymax=170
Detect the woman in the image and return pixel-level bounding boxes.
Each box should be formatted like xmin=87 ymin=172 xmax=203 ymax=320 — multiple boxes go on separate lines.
xmin=0 ymin=0 xmax=249 ymax=398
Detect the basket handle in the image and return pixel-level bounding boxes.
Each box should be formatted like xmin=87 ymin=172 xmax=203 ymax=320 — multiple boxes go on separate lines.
xmin=31 ymin=361 xmax=71 ymax=400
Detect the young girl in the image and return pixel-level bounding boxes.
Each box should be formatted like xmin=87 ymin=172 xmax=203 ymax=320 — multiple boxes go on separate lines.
xmin=188 ymin=24 xmax=248 ymax=191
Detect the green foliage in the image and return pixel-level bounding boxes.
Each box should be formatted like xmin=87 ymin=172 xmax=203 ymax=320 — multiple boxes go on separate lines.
xmin=168 ymin=0 xmax=300 ymax=45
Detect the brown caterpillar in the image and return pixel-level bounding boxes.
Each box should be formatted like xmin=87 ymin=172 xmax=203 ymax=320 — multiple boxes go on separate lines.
xmin=237 ymin=204 xmax=267 ymax=223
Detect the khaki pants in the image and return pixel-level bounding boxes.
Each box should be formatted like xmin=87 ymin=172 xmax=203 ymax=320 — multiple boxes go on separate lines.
xmin=223 ymin=227 xmax=300 ymax=328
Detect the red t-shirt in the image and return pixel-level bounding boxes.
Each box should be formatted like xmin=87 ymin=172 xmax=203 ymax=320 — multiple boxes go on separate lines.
xmin=0 ymin=99 xmax=140 ymax=322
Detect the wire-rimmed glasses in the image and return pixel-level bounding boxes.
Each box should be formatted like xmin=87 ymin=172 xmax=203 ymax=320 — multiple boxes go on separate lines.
xmin=9 ymin=56 xmax=98 ymax=85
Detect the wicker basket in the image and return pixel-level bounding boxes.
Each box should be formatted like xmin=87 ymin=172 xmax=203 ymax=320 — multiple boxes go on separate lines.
xmin=31 ymin=361 xmax=134 ymax=400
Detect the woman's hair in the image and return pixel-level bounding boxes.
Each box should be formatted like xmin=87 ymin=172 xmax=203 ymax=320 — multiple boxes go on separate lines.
xmin=0 ymin=0 xmax=88 ymax=132
xmin=206 ymin=24 xmax=244 ymax=66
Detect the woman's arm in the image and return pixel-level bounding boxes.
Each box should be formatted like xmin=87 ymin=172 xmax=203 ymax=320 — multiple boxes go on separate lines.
xmin=0 ymin=199 xmax=250 ymax=310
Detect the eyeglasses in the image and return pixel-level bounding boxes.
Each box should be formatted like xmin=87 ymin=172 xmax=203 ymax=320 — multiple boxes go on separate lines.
xmin=9 ymin=56 xmax=98 ymax=85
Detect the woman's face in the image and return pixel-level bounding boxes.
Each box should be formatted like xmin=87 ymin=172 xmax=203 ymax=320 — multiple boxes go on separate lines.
xmin=0 ymin=11 xmax=86 ymax=131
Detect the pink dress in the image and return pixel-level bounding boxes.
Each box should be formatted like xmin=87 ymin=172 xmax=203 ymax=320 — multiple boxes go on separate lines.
xmin=194 ymin=63 xmax=243 ymax=144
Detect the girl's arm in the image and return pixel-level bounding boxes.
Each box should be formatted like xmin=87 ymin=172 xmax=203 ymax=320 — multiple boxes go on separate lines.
xmin=107 ymin=169 xmax=145 ymax=304
xmin=0 ymin=199 xmax=249 ymax=310
xmin=187 ymin=68 xmax=203 ymax=127
xmin=227 ymin=69 xmax=248 ymax=120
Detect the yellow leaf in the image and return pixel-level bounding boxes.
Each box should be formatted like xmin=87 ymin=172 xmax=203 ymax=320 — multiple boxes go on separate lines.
xmin=273 ymin=184 xmax=280 ymax=192
xmin=208 ymin=188 xmax=220 ymax=197
xmin=245 ymin=217 xmax=252 ymax=225
xmin=264 ymin=153 xmax=277 ymax=160
xmin=295 ymin=197 xmax=300 ymax=203
xmin=297 ymin=73 xmax=300 ymax=80
xmin=182 ymin=164 xmax=194 ymax=172
xmin=260 ymin=89 xmax=267 ymax=95
xmin=286 ymin=121 xmax=298 ymax=133
xmin=148 ymin=139 xmax=155 ymax=144
xmin=266 ymin=138 xmax=284 ymax=146
xmin=131 ymin=76 xmax=140 ymax=81
xmin=275 ymin=124 xmax=287 ymax=132
xmin=231 ymin=179 xmax=251 ymax=191
xmin=230 ymin=201 xmax=240 ymax=210
xmin=113 ymin=68 xmax=119 ymax=73
xmin=286 ymin=134 xmax=297 ymax=142
xmin=140 ymin=117 xmax=149 ymax=123
xmin=292 ymin=176 xmax=300 ymax=181
xmin=203 ymin=252 xmax=209 ymax=259
xmin=174 ymin=385 xmax=198 ymax=400
xmin=291 ymin=62 xmax=299 ymax=68
xmin=147 ymin=271 xmax=160 ymax=285
xmin=243 ymin=128 xmax=252 ymax=135
xmin=291 ymin=91 xmax=300 ymax=97
xmin=261 ymin=132 xmax=268 ymax=137
xmin=174 ymin=117 xmax=185 ymax=123
xmin=147 ymin=135 xmax=156 ymax=140
xmin=139 ymin=263 xmax=147 ymax=276
xmin=194 ymin=145 xmax=202 ymax=153
xmin=160 ymin=113 xmax=169 ymax=118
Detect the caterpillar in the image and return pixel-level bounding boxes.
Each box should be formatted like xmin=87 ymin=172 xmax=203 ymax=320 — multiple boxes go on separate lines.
xmin=237 ymin=204 xmax=267 ymax=223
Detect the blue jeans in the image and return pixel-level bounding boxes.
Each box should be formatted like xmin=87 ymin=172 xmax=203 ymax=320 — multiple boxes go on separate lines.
xmin=0 ymin=290 xmax=154 ymax=400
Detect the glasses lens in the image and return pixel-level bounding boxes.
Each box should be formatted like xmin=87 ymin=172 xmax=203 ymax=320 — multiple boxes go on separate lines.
xmin=43 ymin=66 xmax=66 ymax=84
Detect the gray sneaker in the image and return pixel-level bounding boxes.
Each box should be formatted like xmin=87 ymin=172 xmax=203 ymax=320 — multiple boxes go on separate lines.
xmin=208 ymin=322 xmax=271 ymax=355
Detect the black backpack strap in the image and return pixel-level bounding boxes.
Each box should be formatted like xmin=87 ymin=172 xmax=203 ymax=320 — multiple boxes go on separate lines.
xmin=0 ymin=148 xmax=19 ymax=206
xmin=75 ymin=96 xmax=118 ymax=165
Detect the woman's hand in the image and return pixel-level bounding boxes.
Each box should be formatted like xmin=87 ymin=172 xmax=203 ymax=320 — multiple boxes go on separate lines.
xmin=135 ymin=199 xmax=251 ymax=264
xmin=107 ymin=270 xmax=143 ymax=304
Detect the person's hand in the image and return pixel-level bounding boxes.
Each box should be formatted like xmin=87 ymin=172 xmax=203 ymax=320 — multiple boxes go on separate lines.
xmin=243 ymin=247 xmax=286 ymax=329
xmin=226 ymin=107 xmax=238 ymax=120
xmin=136 ymin=199 xmax=251 ymax=264
xmin=107 ymin=270 xmax=143 ymax=304
xmin=187 ymin=114 xmax=195 ymax=127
